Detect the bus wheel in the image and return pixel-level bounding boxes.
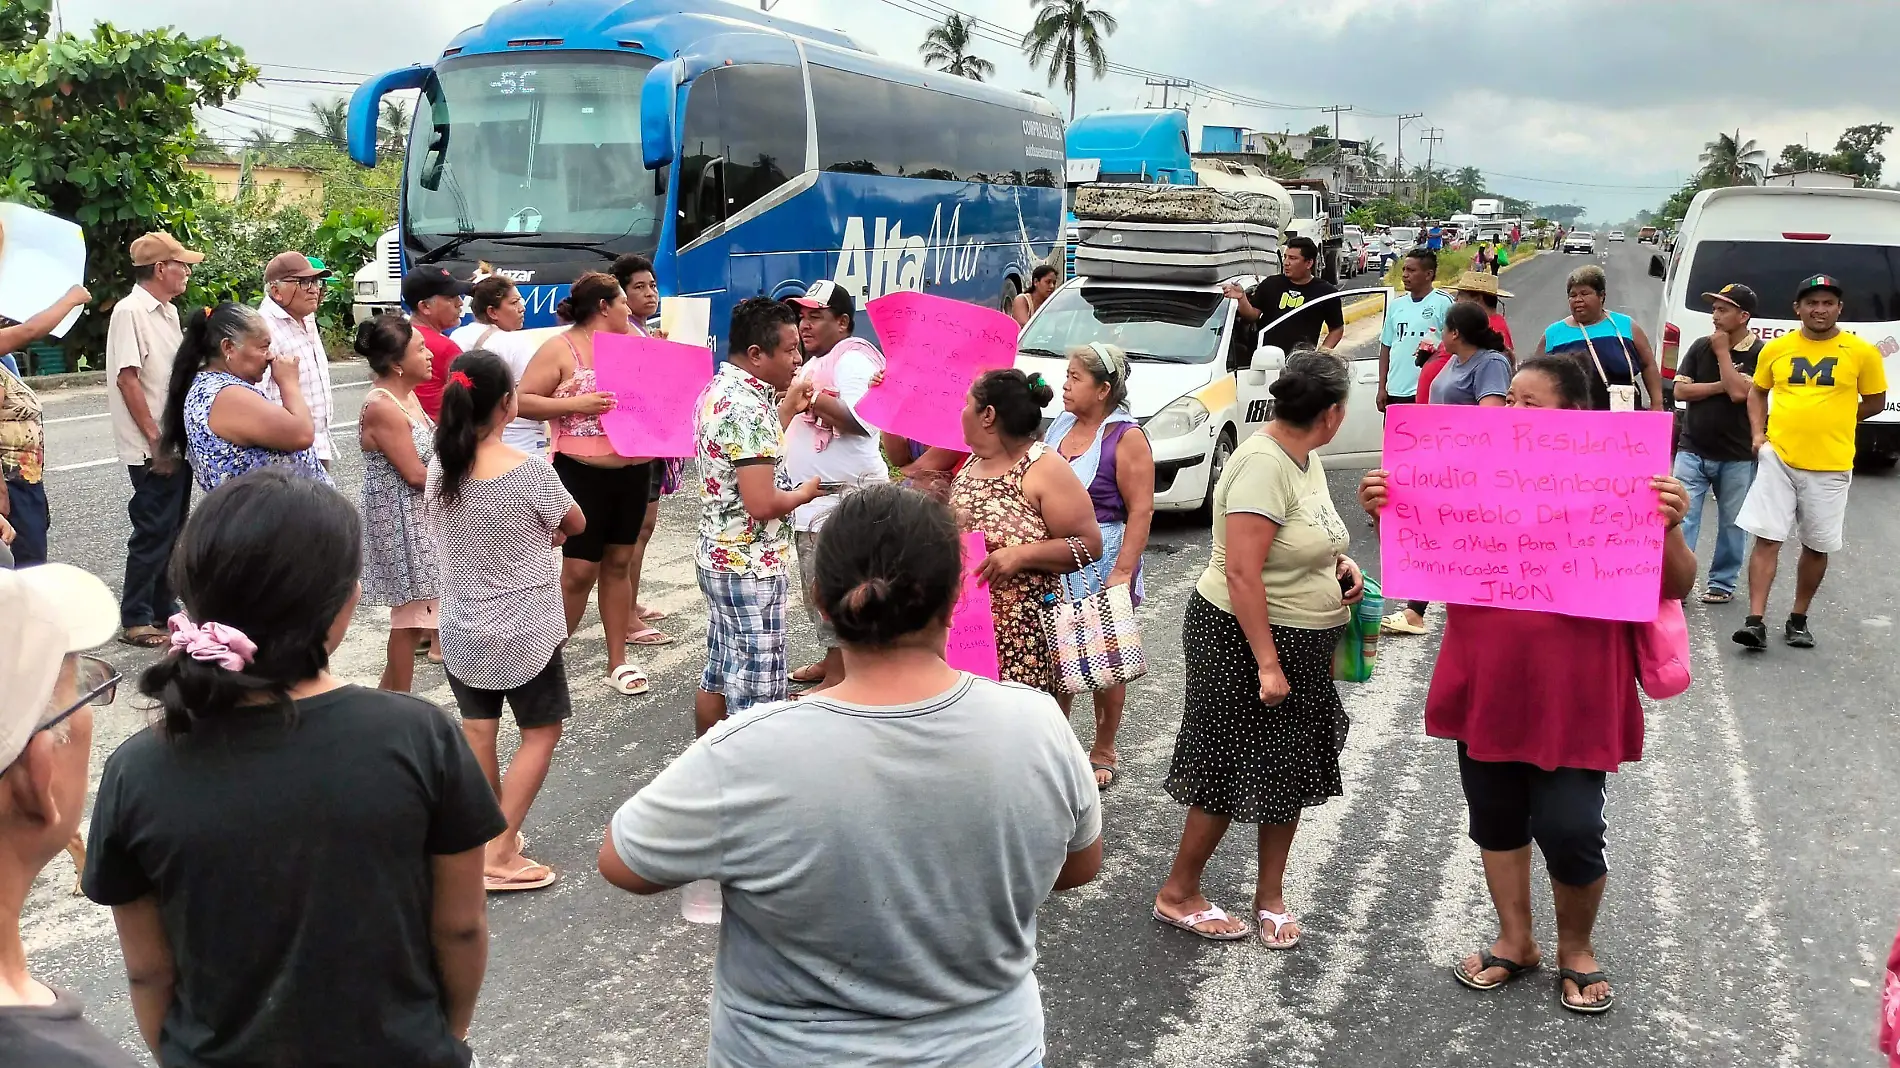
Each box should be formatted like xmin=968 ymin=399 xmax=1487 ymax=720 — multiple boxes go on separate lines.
xmin=1198 ymin=427 xmax=1236 ymax=520
xmin=1000 ymin=275 xmax=1021 ymax=313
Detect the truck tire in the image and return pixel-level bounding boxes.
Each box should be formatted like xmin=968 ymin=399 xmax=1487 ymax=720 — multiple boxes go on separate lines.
xmin=1323 ymin=245 xmax=1341 ymax=284
xmin=1855 ymin=450 xmax=1899 ymax=473
xmin=1198 ymin=427 xmax=1237 ymax=520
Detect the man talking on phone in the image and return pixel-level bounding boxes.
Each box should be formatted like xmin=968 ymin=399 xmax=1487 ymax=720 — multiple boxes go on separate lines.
xmin=782 ymin=281 xmax=890 ymax=694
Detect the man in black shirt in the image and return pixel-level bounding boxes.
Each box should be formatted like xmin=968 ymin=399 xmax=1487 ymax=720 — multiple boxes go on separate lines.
xmin=1670 ymin=282 xmax=1761 ymax=604
xmin=1223 ymin=236 xmax=1346 ymax=367
xmin=0 ymin=564 xmax=139 ymax=1067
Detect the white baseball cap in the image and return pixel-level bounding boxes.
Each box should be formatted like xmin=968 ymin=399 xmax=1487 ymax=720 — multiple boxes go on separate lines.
xmin=0 ymin=563 xmax=119 ymax=769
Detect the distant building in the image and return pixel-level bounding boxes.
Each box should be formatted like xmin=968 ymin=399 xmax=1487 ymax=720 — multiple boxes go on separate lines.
xmin=187 ymin=162 xmax=325 ymax=208
xmin=1762 ymin=169 xmax=1856 ymax=189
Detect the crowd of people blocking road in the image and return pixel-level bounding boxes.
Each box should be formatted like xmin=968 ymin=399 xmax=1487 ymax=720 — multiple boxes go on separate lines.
xmin=0 ymin=232 xmax=1891 ymax=1067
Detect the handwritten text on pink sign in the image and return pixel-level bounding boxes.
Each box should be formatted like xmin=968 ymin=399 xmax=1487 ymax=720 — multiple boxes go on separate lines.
xmin=1378 ymin=405 xmax=1675 ymax=622
xmin=856 ymin=290 xmax=1019 ymax=451
xmin=944 ymin=530 xmax=1001 ymax=679
xmin=592 ymin=332 xmax=716 ymax=458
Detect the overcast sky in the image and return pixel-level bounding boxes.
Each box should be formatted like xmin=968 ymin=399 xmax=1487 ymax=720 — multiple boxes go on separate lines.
xmin=70 ymin=0 xmax=1900 ymax=222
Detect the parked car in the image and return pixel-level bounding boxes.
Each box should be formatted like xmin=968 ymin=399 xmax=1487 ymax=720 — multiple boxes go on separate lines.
xmin=1363 ymin=237 xmax=1392 ymax=273
xmin=1608 ymin=230 xmax=1626 ymax=242
xmin=1340 ymin=225 xmax=1366 ymax=277
xmin=1562 ymin=231 xmax=1597 ymax=254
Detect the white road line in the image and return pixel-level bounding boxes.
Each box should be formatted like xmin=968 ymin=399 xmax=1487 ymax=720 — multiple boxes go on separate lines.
xmin=47 ymin=457 xmax=118 ymax=473
xmin=45 ymin=381 xmax=372 ymax=472
xmin=44 ymin=412 xmax=108 ymax=425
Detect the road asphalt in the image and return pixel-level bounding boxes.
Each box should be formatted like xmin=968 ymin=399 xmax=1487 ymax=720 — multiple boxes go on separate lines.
xmin=20 ymin=241 xmax=1900 ymax=1067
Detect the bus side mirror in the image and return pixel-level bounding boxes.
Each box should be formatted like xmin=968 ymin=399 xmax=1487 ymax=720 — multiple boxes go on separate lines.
xmin=1648 ymin=254 xmax=1666 ymax=279
xmin=641 ymin=60 xmax=684 ymax=170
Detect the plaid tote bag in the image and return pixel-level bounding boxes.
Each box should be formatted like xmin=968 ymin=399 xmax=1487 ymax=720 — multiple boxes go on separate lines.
xmin=1041 ymin=536 xmax=1148 ymax=695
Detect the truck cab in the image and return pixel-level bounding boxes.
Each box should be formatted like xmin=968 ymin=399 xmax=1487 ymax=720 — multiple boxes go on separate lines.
xmin=349 ymin=227 xmax=404 ymax=326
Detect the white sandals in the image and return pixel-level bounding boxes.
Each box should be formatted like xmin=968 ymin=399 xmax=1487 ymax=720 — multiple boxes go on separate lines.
xmin=1257 ymin=909 xmax=1302 ymax=950
xmin=608 ymin=664 xmax=650 ymax=695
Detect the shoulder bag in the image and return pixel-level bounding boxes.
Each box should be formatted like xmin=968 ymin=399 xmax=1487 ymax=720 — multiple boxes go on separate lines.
xmin=1042 ymin=536 xmax=1147 ymax=695
xmin=1634 ymin=596 xmax=1692 ymax=699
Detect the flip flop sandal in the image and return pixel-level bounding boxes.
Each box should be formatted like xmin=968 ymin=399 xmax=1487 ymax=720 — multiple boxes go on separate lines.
xmin=628 ymin=626 xmax=676 ymax=647
xmin=789 ymin=663 xmax=828 ymax=686
xmin=118 ymin=625 xmax=169 ymax=649
xmin=1453 ymin=950 xmax=1539 ymax=991
xmin=638 ymin=604 xmax=669 ymax=622
xmin=1257 ymin=909 xmax=1302 ymax=950
xmin=1699 ymin=589 xmax=1733 ymax=604
xmin=1557 ymin=968 xmax=1615 ymax=1014
xmin=1380 ymin=612 xmax=1428 ymax=635
xmin=484 ymin=860 xmax=556 ymax=893
xmin=1152 ymin=904 xmax=1251 ymax=941
xmin=608 ymin=664 xmax=650 ymax=696
xmin=1091 ymin=763 xmax=1118 ymax=790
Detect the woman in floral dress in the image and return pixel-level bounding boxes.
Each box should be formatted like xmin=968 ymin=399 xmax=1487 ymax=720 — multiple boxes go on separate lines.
xmin=949 ymin=369 xmax=1102 ymax=690
xmin=355 ymin=314 xmax=439 ymax=692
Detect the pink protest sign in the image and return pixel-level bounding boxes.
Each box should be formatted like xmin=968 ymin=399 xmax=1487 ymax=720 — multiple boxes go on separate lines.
xmin=945 ymin=531 xmax=1001 ymax=679
xmin=591 ymin=332 xmax=716 ymax=458
xmin=856 ymin=290 xmax=1019 ymax=451
xmin=1378 ymin=404 xmax=1676 ymax=622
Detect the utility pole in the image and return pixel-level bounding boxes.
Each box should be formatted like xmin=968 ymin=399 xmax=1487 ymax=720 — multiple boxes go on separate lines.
xmin=1144 ymin=77 xmax=1190 ymax=111
xmin=1396 ymin=112 xmax=1423 ymax=204
xmin=1320 ymin=104 xmax=1352 ymax=189
xmin=1421 ymin=126 xmax=1444 ymax=216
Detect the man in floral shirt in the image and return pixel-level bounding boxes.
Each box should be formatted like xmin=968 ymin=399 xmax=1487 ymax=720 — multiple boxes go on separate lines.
xmin=693 ymin=297 xmax=826 ymax=733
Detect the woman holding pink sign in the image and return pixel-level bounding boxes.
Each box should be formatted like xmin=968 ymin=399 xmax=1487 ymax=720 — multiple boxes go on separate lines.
xmin=1358 ymin=356 xmax=1697 ymax=1014
xmin=516 ymin=272 xmax=654 ymax=696
xmin=950 ymin=369 xmax=1101 ymax=691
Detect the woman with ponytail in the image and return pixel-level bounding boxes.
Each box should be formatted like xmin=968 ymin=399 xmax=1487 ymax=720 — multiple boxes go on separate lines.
xmin=355 ymin=313 xmax=439 ymax=691
xmin=161 ymin=302 xmax=327 ymax=492
xmin=82 ymin=468 xmax=506 ymax=1067
xmin=515 ymin=271 xmax=656 ymax=696
xmin=949 ymin=368 xmax=1101 ymax=690
xmin=428 ymin=351 xmax=585 ymax=892
xmin=600 ymin=484 xmax=1102 ymax=1068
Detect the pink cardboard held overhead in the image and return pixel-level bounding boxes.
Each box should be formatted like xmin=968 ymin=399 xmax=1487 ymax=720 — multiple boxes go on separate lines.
xmin=944 ymin=530 xmax=1001 ymax=680
xmin=1377 ymin=404 xmax=1676 ymax=622
xmin=856 ymin=290 xmax=1020 ymax=451
xmin=591 ymin=331 xmax=717 ymax=459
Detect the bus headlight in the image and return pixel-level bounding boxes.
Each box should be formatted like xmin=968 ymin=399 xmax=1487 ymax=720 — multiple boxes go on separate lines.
xmin=1144 ymin=396 xmax=1209 ymax=441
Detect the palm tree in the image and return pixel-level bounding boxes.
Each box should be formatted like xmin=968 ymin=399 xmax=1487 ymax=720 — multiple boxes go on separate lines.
xmin=379 ymin=98 xmax=411 ymax=155
xmin=1355 ymin=137 xmax=1387 ymax=172
xmin=1699 ymin=130 xmax=1768 ymax=186
xmin=295 ymin=99 xmax=349 ymax=147
xmin=920 ymin=14 xmax=996 ymax=82
xmin=1021 ymin=0 xmax=1117 ymax=121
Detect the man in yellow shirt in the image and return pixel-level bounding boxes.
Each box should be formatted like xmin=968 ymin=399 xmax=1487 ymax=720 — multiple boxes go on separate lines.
xmin=1733 ymin=274 xmax=1888 ymax=651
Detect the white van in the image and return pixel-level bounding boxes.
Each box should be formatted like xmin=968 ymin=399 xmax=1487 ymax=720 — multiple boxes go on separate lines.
xmin=1015 ymin=276 xmax=1388 ymax=511
xmin=1651 ymin=186 xmax=1900 ymax=469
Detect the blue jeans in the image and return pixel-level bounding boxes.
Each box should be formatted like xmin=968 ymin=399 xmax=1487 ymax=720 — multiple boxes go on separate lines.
xmin=4 ymin=476 xmax=49 ymax=565
xmin=1672 ymin=450 xmax=1756 ymax=594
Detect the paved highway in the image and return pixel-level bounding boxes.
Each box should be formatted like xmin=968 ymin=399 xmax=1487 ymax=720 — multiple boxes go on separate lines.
xmin=21 ymin=241 xmax=1900 ymax=1066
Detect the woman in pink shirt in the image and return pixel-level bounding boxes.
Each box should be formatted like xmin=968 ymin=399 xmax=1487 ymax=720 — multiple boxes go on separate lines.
xmin=1359 ymin=354 xmax=1697 ymax=1015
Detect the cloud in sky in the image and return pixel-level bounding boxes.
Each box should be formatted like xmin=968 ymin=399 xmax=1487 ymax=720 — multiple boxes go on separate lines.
xmin=72 ymin=0 xmax=1900 ymax=221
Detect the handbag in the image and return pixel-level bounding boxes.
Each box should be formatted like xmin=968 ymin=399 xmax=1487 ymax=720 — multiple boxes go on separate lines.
xmin=1333 ymin=576 xmax=1383 ymax=683
xmin=1579 ymin=321 xmax=1646 ymax=412
xmin=1041 ymin=536 xmax=1148 ymax=695
xmin=1634 ymin=596 xmax=1692 ymax=699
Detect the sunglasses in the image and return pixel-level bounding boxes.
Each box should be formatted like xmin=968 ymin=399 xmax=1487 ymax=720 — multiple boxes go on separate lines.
xmin=38 ymin=654 xmax=121 ymax=738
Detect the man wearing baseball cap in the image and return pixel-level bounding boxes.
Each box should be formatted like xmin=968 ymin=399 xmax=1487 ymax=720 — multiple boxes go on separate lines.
xmin=0 ymin=563 xmax=135 ymax=1066
xmin=106 ymin=233 xmax=202 ymax=649
xmin=1670 ymin=283 xmax=1761 ymax=605
xmin=1732 ymin=274 xmax=1888 ymax=650
xmin=258 ymin=252 xmax=337 ymax=471
xmin=402 ymin=267 xmax=474 ymax=420
xmin=783 ymin=280 xmax=888 ymax=692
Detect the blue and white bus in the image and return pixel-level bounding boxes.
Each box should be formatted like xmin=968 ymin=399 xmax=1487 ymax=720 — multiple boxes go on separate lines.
xmin=346 ymin=0 xmax=1067 ymax=347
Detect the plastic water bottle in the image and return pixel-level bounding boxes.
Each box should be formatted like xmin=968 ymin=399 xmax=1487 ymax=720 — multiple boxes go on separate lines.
xmin=680 ymin=879 xmax=723 ymax=925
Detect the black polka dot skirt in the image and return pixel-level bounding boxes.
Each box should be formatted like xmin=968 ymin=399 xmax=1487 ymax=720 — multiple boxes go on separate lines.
xmin=1165 ymin=591 xmax=1350 ymax=825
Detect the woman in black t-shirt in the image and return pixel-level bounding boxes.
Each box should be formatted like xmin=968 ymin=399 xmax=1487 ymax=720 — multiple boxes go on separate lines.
xmin=82 ymin=469 xmax=506 ymax=1068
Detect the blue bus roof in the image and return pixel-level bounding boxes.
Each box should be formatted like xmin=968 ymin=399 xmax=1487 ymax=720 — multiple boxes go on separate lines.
xmin=437 ymin=0 xmax=868 ymax=60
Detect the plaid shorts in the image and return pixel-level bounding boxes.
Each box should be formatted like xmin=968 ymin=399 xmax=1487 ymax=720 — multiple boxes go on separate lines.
xmin=697 ymin=567 xmax=789 ymax=713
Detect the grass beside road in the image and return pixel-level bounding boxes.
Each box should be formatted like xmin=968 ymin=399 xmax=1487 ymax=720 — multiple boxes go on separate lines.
xmin=1381 ymin=240 xmax=1540 ymax=290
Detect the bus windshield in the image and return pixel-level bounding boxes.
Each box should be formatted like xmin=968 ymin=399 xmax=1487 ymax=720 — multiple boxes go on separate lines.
xmin=1019 ymin=285 xmax=1228 ymax=365
xmin=405 ymin=53 xmax=662 ymax=253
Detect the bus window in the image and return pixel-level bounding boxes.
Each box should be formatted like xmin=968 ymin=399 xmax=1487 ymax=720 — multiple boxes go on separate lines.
xmin=811 ymin=65 xmax=1043 ymax=185
xmin=677 ymin=64 xmax=809 ymax=248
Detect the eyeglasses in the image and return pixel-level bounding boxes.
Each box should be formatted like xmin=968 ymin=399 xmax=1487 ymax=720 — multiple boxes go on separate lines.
xmin=38 ymin=654 xmax=121 ymax=738
xmin=276 ymin=277 xmax=325 ymax=291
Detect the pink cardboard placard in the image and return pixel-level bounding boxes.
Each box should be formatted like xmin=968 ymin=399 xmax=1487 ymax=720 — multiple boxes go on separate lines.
xmin=856 ymin=290 xmax=1019 ymax=451
xmin=592 ymin=332 xmax=716 ymax=458
xmin=945 ymin=530 xmax=1001 ymax=679
xmin=1378 ymin=404 xmax=1676 ymax=622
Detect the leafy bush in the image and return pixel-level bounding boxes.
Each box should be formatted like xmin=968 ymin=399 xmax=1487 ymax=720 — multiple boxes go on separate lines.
xmin=184 ymin=187 xmax=385 ymax=346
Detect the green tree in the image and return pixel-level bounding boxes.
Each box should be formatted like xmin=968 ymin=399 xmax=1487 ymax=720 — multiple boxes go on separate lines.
xmin=1828 ymin=122 xmax=1892 ymax=184
xmin=295 ymin=98 xmax=349 ymax=148
xmin=1698 ymin=130 xmax=1766 ymax=186
xmin=379 ymin=98 xmax=412 ymax=158
xmin=1450 ymin=165 xmax=1487 ymax=203
xmin=1536 ymin=203 xmax=1586 ymax=226
xmin=0 ymin=0 xmax=257 ymax=361
xmin=1778 ymin=143 xmax=1829 ymax=173
xmin=1021 ymin=0 xmax=1117 ymax=121
xmin=920 ymin=13 xmax=996 ymax=82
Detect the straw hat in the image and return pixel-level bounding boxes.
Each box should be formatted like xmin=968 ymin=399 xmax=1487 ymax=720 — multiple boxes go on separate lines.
xmin=1444 ymin=270 xmax=1513 ymax=299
